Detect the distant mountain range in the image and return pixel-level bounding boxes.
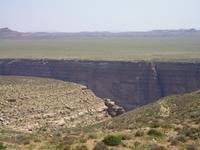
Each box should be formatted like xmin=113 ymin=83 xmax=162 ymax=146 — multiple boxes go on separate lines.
xmin=0 ymin=27 xmax=200 ymax=39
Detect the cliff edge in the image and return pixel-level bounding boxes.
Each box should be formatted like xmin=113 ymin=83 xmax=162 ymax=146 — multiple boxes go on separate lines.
xmin=0 ymin=59 xmax=200 ymax=110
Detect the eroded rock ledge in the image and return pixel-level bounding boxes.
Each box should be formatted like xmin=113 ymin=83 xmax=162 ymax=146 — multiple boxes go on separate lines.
xmin=0 ymin=76 xmax=110 ymax=132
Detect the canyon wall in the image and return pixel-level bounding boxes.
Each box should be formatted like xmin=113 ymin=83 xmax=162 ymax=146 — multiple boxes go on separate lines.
xmin=0 ymin=59 xmax=200 ymax=110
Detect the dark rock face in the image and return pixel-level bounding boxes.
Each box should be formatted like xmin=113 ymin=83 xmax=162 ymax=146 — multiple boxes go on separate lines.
xmin=0 ymin=59 xmax=200 ymax=110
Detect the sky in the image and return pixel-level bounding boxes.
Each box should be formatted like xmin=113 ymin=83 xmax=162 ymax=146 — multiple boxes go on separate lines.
xmin=0 ymin=0 xmax=199 ymax=32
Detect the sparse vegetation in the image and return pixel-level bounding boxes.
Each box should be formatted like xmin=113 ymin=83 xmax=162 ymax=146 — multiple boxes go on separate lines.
xmin=150 ymin=144 xmax=167 ymax=150
xmin=0 ymin=77 xmax=200 ymax=149
xmin=93 ymin=142 xmax=108 ymax=150
xmin=186 ymin=144 xmax=198 ymax=150
xmin=62 ymin=135 xmax=77 ymax=145
xmin=102 ymin=135 xmax=122 ymax=146
xmin=135 ymin=130 xmax=144 ymax=137
xmin=0 ymin=143 xmax=6 ymax=150
xmin=169 ymin=137 xmax=179 ymax=146
xmin=147 ymin=129 xmax=163 ymax=138
xmin=73 ymin=144 xmax=88 ymax=150
xmin=175 ymin=134 xmax=187 ymax=143
xmin=178 ymin=126 xmax=200 ymax=140
xmin=87 ymin=133 xmax=97 ymax=139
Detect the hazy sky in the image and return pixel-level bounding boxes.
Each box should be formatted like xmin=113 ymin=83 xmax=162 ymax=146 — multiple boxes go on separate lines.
xmin=0 ymin=0 xmax=199 ymax=32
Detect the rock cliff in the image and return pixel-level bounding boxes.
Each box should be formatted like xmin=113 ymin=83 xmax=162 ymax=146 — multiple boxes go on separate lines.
xmin=0 ymin=59 xmax=200 ymax=110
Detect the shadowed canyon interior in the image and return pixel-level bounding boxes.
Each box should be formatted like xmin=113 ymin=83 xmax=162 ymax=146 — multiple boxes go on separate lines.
xmin=0 ymin=59 xmax=200 ymax=110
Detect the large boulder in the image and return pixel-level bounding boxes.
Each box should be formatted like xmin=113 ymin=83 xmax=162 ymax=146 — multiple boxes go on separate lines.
xmin=104 ymin=99 xmax=125 ymax=117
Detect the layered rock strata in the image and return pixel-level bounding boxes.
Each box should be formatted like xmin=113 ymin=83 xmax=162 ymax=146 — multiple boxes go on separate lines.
xmin=0 ymin=59 xmax=200 ymax=110
xmin=0 ymin=76 xmax=110 ymax=132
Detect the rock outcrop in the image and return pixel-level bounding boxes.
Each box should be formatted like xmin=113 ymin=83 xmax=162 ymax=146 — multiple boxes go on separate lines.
xmin=0 ymin=59 xmax=200 ymax=110
xmin=104 ymin=99 xmax=125 ymax=117
xmin=0 ymin=76 xmax=110 ymax=132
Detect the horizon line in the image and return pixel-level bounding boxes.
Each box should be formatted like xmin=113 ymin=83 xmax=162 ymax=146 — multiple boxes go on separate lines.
xmin=0 ymin=27 xmax=199 ymax=33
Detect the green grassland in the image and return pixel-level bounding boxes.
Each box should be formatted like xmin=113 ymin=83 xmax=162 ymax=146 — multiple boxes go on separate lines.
xmin=0 ymin=37 xmax=200 ymax=61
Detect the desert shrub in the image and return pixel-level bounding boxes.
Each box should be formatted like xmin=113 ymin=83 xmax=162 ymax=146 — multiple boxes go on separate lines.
xmin=102 ymin=135 xmax=122 ymax=146
xmin=0 ymin=143 xmax=6 ymax=150
xmin=87 ymin=133 xmax=97 ymax=139
xmin=56 ymin=143 xmax=71 ymax=150
xmin=161 ymin=123 xmax=174 ymax=129
xmin=175 ymin=134 xmax=187 ymax=143
xmin=14 ymin=135 xmax=30 ymax=145
xmin=190 ymin=111 xmax=200 ymax=119
xmin=134 ymin=141 xmax=141 ymax=148
xmin=93 ymin=142 xmax=108 ymax=150
xmin=134 ymin=144 xmax=152 ymax=150
xmin=174 ymin=126 xmax=182 ymax=132
xmin=74 ymin=144 xmax=88 ymax=150
xmin=147 ymin=129 xmax=163 ymax=138
xmin=151 ymin=144 xmax=167 ymax=150
xmin=33 ymin=138 xmax=41 ymax=143
xmin=169 ymin=138 xmax=179 ymax=146
xmin=78 ymin=136 xmax=87 ymax=143
xmin=135 ymin=130 xmax=144 ymax=137
xmin=63 ymin=136 xmax=76 ymax=145
xmin=183 ymin=127 xmax=200 ymax=140
xmin=122 ymin=135 xmax=131 ymax=140
xmin=195 ymin=118 xmax=200 ymax=124
xmin=186 ymin=144 xmax=198 ymax=150
xmin=119 ymin=134 xmax=131 ymax=140
xmin=54 ymin=131 xmax=62 ymax=137
xmin=23 ymin=140 xmax=30 ymax=145
xmin=150 ymin=122 xmax=160 ymax=128
xmin=176 ymin=126 xmax=200 ymax=142
xmin=150 ymin=120 xmax=173 ymax=129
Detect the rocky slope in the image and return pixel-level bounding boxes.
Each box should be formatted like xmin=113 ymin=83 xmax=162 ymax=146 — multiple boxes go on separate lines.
xmin=0 ymin=76 xmax=110 ymax=132
xmin=0 ymin=59 xmax=200 ymax=110
xmin=82 ymin=90 xmax=200 ymax=150
xmin=1 ymin=89 xmax=199 ymax=150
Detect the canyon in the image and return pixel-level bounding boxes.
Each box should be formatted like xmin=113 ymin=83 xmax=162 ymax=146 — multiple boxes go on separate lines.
xmin=0 ymin=59 xmax=200 ymax=110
